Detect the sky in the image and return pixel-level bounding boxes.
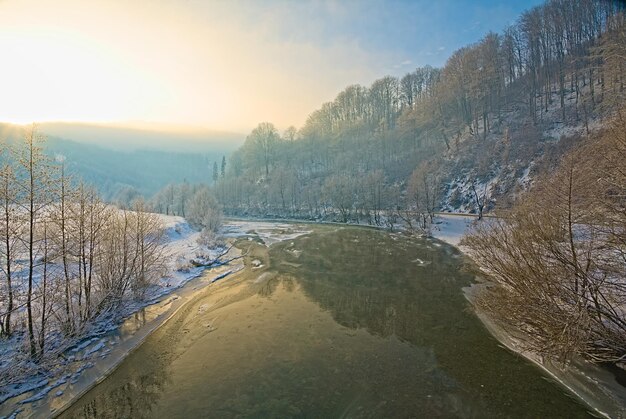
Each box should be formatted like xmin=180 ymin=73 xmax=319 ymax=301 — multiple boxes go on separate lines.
xmin=0 ymin=0 xmax=543 ymax=134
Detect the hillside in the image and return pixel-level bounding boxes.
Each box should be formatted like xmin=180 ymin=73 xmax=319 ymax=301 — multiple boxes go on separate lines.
xmin=208 ymin=0 xmax=624 ymax=226
xmin=439 ymin=80 xmax=606 ymax=213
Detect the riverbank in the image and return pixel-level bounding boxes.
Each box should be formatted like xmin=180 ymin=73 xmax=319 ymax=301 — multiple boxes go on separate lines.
xmin=430 ymin=214 xmax=626 ymax=418
xmin=0 ymin=219 xmax=314 ymax=418
xmin=0 ymin=215 xmax=239 ymax=418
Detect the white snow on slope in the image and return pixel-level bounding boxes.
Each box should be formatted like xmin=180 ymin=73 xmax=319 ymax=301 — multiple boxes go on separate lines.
xmin=157 ymin=214 xmax=223 ymax=289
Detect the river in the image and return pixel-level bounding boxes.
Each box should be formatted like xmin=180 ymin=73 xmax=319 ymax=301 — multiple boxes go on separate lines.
xmin=58 ymin=224 xmax=592 ymax=418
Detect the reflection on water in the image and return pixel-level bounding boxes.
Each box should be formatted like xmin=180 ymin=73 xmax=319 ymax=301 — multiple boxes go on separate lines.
xmin=118 ymin=309 xmax=147 ymax=336
xmin=60 ymin=226 xmax=591 ymax=418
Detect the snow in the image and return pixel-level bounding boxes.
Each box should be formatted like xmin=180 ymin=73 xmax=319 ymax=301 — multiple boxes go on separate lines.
xmin=0 ymin=378 xmax=48 ymax=406
xmin=18 ymin=377 xmax=68 ymax=405
xmin=157 ymin=214 xmax=226 ymax=289
xmin=541 ymin=86 xmax=603 ymax=142
xmin=517 ymin=162 xmax=533 ymax=189
xmin=411 ymin=258 xmax=431 ymax=266
xmin=83 ymin=341 xmax=105 ymax=357
xmin=441 ymin=173 xmax=501 ymax=214
xmin=430 ymin=213 xmax=476 ymax=247
xmin=211 ymin=270 xmax=233 ymax=283
xmin=70 ymin=337 xmax=99 ymax=353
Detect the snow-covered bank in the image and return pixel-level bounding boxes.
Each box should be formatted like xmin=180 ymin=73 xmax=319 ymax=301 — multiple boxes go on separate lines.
xmin=156 ymin=215 xmax=227 ymax=289
xmin=467 ymin=290 xmax=626 ymax=419
xmin=0 ymin=218 xmax=318 ymax=418
xmin=0 ymin=215 xmax=237 ymax=418
xmin=430 ymin=213 xmax=476 ymax=247
xmin=432 ymin=213 xmax=626 ymax=418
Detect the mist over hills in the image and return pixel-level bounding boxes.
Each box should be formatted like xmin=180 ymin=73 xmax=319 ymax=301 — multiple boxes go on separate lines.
xmin=38 ymin=122 xmax=245 ymax=153
xmin=0 ymin=122 xmax=244 ymax=200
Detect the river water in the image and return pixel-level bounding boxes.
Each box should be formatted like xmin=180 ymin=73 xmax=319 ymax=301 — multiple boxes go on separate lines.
xmin=59 ymin=225 xmax=591 ymax=418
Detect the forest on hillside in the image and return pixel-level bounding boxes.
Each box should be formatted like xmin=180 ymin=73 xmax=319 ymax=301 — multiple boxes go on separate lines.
xmin=0 ymin=123 xmax=230 ymax=203
xmin=152 ymin=0 xmax=624 ymax=228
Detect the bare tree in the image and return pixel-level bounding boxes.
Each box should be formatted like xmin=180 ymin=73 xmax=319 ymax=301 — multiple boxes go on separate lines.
xmin=469 ymin=178 xmax=488 ymax=220
xmin=187 ymin=187 xmax=223 ymax=232
xmin=245 ymin=122 xmax=280 ymax=177
xmin=0 ymin=153 xmax=19 ymax=336
xmin=14 ymin=125 xmax=57 ymax=357
xmin=462 ymin=110 xmax=626 ymax=363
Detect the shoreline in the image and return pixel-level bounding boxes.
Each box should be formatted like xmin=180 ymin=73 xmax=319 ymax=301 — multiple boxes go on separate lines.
xmin=10 ymin=220 xmax=312 ymax=418
xmin=0 ymin=251 xmax=244 ymax=419
xmin=430 ymin=214 xmax=626 ymax=418
xmin=0 ymin=215 xmax=242 ymax=419
xmin=48 ymin=257 xmax=244 ymax=419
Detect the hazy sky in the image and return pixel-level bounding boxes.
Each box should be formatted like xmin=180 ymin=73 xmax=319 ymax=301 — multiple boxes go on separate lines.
xmin=0 ymin=0 xmax=542 ymax=133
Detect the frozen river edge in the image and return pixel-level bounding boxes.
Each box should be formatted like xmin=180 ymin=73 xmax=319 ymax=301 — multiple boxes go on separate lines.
xmin=0 ymin=216 xmax=249 ymax=419
xmin=431 ymin=214 xmax=626 ymax=419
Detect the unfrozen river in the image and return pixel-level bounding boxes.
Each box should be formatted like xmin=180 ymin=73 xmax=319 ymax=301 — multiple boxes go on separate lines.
xmin=59 ymin=224 xmax=591 ymax=418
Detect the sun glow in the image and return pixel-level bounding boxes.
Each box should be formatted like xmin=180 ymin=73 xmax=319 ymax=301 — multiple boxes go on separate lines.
xmin=0 ymin=1 xmax=262 ymax=130
xmin=0 ymin=0 xmax=388 ymax=132
xmin=0 ymin=2 xmax=169 ymax=125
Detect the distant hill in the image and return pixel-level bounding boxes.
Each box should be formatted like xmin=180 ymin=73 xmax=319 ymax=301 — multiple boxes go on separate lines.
xmin=0 ymin=122 xmax=243 ymax=200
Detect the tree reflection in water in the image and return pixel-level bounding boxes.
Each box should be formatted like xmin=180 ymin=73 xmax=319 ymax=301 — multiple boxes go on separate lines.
xmin=60 ymin=227 xmax=590 ymax=418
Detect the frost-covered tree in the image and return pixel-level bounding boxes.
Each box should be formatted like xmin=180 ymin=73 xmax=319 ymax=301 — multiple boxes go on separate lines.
xmin=244 ymin=122 xmax=280 ymax=177
xmin=187 ymin=187 xmax=223 ymax=232
xmin=0 ymin=153 xmax=19 ymax=336
xmin=14 ymin=124 xmax=58 ymax=357
xmin=0 ymin=125 xmax=170 ymax=363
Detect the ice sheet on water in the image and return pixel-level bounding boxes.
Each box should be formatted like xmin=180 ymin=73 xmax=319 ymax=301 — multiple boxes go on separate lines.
xmin=222 ymin=221 xmax=312 ymax=246
xmin=0 ymin=378 xmax=48 ymax=405
xmin=431 ymin=214 xmax=475 ymax=247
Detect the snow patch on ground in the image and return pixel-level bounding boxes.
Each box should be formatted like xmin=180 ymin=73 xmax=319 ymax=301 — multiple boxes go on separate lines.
xmin=157 ymin=214 xmax=227 ymax=290
xmin=430 ymin=213 xmax=476 ymax=247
